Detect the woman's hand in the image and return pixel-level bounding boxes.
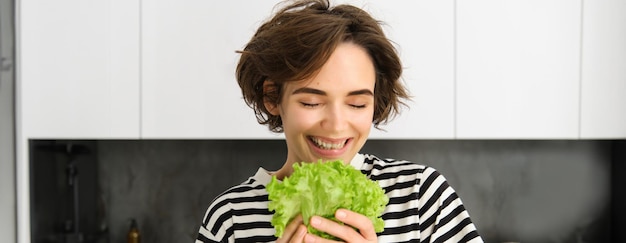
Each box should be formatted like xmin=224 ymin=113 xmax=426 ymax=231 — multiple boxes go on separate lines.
xmin=278 ymin=209 xmax=378 ymax=243
xmin=305 ymin=209 xmax=378 ymax=243
xmin=276 ymin=214 xmax=308 ymax=243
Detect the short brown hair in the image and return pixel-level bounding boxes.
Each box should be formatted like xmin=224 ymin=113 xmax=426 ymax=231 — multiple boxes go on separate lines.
xmin=236 ymin=0 xmax=409 ymax=133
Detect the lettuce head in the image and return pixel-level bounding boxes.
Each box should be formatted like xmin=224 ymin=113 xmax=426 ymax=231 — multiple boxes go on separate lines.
xmin=266 ymin=160 xmax=389 ymax=239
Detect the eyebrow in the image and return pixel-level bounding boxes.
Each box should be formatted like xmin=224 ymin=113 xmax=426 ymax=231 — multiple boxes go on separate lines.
xmin=292 ymin=87 xmax=374 ymax=96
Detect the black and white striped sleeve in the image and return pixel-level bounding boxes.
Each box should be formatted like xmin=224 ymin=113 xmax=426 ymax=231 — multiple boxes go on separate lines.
xmin=418 ymin=167 xmax=481 ymax=243
xmin=196 ymin=193 xmax=235 ymax=243
xmin=196 ymin=179 xmax=276 ymax=243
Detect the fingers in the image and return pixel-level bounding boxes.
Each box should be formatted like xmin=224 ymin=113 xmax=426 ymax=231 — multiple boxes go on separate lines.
xmin=281 ymin=210 xmax=378 ymax=243
xmin=289 ymin=225 xmax=308 ymax=243
xmin=276 ymin=215 xmax=307 ymax=243
xmin=334 ymin=209 xmax=377 ymax=241
xmin=306 ymin=209 xmax=377 ymax=242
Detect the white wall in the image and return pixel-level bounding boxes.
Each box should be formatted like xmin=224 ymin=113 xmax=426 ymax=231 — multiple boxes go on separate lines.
xmin=0 ymin=0 xmax=16 ymax=241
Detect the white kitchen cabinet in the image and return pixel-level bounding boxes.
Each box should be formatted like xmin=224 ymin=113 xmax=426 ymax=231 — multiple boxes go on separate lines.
xmin=366 ymin=0 xmax=455 ymax=139
xmin=140 ymin=0 xmax=281 ymax=139
xmin=579 ymin=0 xmax=626 ymax=139
xmin=456 ymin=0 xmax=582 ymax=139
xmin=18 ymin=1 xmax=141 ymax=243
xmin=19 ymin=0 xmax=141 ymax=139
xmin=19 ymin=0 xmax=625 ymax=140
xmin=141 ymin=0 xmax=455 ymax=139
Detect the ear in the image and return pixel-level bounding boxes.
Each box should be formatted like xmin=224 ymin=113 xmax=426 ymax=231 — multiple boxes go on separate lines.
xmin=263 ymin=80 xmax=280 ymax=116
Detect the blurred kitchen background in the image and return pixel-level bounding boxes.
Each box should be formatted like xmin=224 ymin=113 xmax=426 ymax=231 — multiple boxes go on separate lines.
xmin=3 ymin=0 xmax=626 ymax=243
xmin=1 ymin=0 xmax=17 ymax=242
xmin=25 ymin=139 xmax=626 ymax=243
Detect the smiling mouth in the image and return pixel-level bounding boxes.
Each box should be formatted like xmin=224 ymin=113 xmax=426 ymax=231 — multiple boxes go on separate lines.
xmin=309 ymin=136 xmax=348 ymax=150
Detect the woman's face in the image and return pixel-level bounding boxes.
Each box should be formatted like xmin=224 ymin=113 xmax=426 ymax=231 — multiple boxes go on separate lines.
xmin=269 ymin=42 xmax=376 ymax=166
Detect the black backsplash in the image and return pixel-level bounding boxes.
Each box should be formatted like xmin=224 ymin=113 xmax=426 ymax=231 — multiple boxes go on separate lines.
xmin=30 ymin=141 xmax=104 ymax=243
xmin=612 ymin=140 xmax=626 ymax=242
xmin=30 ymin=139 xmax=622 ymax=243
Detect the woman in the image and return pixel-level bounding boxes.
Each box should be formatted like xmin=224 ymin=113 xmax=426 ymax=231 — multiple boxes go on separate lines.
xmin=196 ymin=0 xmax=483 ymax=242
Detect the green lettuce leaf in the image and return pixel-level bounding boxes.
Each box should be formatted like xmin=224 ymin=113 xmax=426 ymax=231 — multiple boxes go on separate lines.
xmin=266 ymin=160 xmax=389 ymax=239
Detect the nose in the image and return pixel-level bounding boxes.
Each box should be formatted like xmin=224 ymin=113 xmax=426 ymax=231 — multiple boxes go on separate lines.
xmin=320 ymin=104 xmax=348 ymax=132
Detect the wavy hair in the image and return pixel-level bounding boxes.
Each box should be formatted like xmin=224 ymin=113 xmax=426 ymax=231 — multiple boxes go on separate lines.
xmin=236 ymin=0 xmax=409 ymax=132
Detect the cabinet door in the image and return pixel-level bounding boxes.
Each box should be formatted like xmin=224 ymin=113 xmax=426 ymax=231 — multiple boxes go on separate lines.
xmin=456 ymin=0 xmax=581 ymax=139
xmin=366 ymin=0 xmax=455 ymax=139
xmin=20 ymin=0 xmax=140 ymax=139
xmin=141 ymin=0 xmax=281 ymax=139
xmin=580 ymin=0 xmax=626 ymax=138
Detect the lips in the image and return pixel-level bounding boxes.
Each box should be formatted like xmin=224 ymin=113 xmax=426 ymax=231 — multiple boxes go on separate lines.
xmin=309 ymin=136 xmax=348 ymax=150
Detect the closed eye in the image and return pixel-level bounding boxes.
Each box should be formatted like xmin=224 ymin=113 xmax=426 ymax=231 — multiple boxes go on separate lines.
xmin=300 ymin=102 xmax=319 ymax=108
xmin=350 ymin=104 xmax=367 ymax=109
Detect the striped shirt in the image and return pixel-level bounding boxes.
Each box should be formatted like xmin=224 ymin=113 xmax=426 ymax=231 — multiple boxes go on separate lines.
xmin=196 ymin=154 xmax=483 ymax=242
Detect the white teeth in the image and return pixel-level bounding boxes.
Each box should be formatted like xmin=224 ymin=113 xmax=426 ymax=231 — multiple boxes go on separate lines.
xmin=310 ymin=137 xmax=346 ymax=150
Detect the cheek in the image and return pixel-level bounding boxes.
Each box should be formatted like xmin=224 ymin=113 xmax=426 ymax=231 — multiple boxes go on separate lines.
xmin=354 ymin=109 xmax=375 ymax=132
xmin=281 ymin=106 xmax=318 ymax=130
